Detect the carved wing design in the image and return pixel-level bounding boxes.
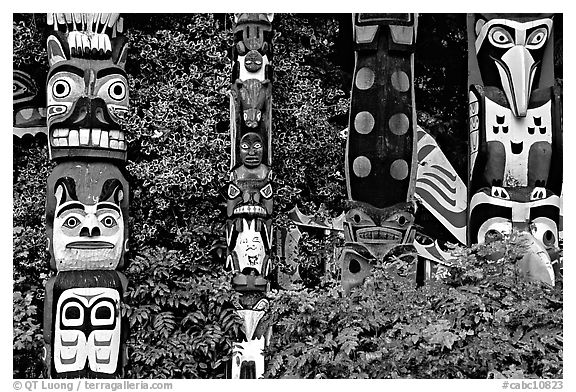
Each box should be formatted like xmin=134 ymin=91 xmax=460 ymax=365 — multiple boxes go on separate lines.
xmin=414 ymin=127 xmax=467 ymax=244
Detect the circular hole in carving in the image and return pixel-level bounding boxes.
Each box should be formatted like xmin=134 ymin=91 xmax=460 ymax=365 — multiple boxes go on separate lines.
xmin=349 ymin=259 xmax=361 ymax=274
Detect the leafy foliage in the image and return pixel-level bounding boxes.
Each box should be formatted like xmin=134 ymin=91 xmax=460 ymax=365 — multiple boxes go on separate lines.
xmin=13 ymin=13 xmax=562 ymax=379
xmin=265 ymin=239 xmax=563 ymax=379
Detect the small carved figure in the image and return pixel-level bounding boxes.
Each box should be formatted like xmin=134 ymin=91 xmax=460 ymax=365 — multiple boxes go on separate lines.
xmin=236 ymin=79 xmax=270 ymax=130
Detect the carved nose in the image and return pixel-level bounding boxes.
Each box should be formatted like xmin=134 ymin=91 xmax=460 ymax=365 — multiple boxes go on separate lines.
xmin=79 ymin=226 xmax=101 ymax=237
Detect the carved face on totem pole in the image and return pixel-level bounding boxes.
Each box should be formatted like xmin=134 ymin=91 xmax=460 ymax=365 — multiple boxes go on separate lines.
xmin=46 ymin=14 xmax=129 ymax=161
xmin=47 ymin=161 xmax=129 ymax=271
xmin=231 ymin=297 xmax=271 ymax=379
xmin=473 ymin=15 xmax=553 ymax=117
xmin=13 ymin=70 xmax=46 ymax=132
xmin=340 ymin=201 xmax=417 ymax=293
xmin=468 ymin=14 xmax=561 ymax=193
xmin=226 ymin=133 xmax=273 ymax=218
xmin=469 ymin=187 xmax=559 ymax=284
xmin=44 ymin=270 xmax=127 ymax=377
xmin=227 ymin=218 xmax=272 ymax=293
xmin=232 ymin=13 xmax=273 ymax=82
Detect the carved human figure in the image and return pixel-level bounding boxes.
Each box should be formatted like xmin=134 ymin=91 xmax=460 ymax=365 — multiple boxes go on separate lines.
xmin=226 ymin=133 xmax=273 ymax=218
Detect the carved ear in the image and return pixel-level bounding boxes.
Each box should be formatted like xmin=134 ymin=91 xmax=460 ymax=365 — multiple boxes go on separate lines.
xmin=54 ymin=177 xmax=76 ymax=206
xmin=262 ymin=79 xmax=270 ymax=86
xmin=112 ymin=36 xmax=128 ymax=68
xmin=46 ymin=34 xmax=69 ymax=66
xmin=475 ymin=19 xmax=486 ymax=36
xmin=100 ymin=179 xmax=124 ymax=205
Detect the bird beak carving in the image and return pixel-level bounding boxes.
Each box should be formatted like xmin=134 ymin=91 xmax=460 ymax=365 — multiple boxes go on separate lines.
xmin=493 ymin=45 xmax=538 ymax=117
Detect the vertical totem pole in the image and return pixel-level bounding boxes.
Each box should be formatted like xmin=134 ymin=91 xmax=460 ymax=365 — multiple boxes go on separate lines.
xmin=467 ymin=14 xmax=562 ymax=284
xmin=225 ymin=13 xmax=274 ymax=379
xmin=340 ymin=14 xmax=419 ymax=293
xmin=43 ymin=14 xmax=130 ymax=378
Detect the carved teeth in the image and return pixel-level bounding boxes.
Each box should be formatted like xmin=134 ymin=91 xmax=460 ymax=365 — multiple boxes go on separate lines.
xmin=51 ymin=128 xmax=125 ymax=150
xmin=100 ymin=131 xmax=109 ymax=148
xmin=79 ymin=128 xmax=90 ymax=145
xmin=68 ymin=130 xmax=79 ymax=146
xmin=92 ymin=128 xmax=101 ymax=145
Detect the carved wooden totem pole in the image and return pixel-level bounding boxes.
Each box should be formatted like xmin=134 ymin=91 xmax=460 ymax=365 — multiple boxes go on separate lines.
xmin=225 ymin=13 xmax=274 ymax=379
xmin=43 ymin=13 xmax=130 ymax=378
xmin=340 ymin=14 xmax=419 ymax=294
xmin=467 ymin=14 xmax=562 ymax=284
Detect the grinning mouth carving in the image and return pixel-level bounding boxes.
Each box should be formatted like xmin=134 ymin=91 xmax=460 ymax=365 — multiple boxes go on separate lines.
xmin=66 ymin=241 xmax=115 ymax=249
xmin=233 ymin=205 xmax=267 ymax=217
xmin=510 ymin=141 xmax=523 ymax=154
xmin=356 ymin=228 xmax=402 ymax=243
xmin=247 ymin=255 xmax=260 ymax=266
xmin=51 ymin=128 xmax=126 ymax=150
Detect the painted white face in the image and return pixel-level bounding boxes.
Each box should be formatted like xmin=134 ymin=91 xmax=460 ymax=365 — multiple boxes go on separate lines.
xmin=54 ymin=287 xmax=121 ymax=374
xmin=52 ymin=183 xmax=124 ymax=271
xmin=235 ymin=223 xmax=265 ymax=274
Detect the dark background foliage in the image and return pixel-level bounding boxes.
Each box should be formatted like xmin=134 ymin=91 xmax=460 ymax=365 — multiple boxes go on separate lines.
xmin=13 ymin=13 xmax=562 ymax=379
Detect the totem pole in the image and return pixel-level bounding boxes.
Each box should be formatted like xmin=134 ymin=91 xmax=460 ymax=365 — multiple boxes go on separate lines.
xmin=43 ymin=13 xmax=130 ymax=378
xmin=340 ymin=14 xmax=419 ymax=294
xmin=225 ymin=13 xmax=274 ymax=379
xmin=13 ymin=69 xmax=47 ymax=137
xmin=467 ymin=14 xmax=562 ymax=284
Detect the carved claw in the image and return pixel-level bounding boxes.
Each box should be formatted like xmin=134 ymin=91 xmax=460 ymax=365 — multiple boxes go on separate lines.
xmin=490 ymin=186 xmax=510 ymax=200
xmin=530 ymin=187 xmax=546 ymax=201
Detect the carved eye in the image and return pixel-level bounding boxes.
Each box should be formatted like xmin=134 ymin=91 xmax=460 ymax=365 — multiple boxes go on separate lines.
xmin=62 ymin=302 xmax=84 ymax=327
xmin=243 ymin=113 xmax=248 ymax=121
xmin=253 ymin=299 xmax=269 ymax=311
xmin=91 ymin=302 xmax=115 ymax=326
xmin=542 ymin=230 xmax=555 ymax=246
xmin=489 ymin=27 xmax=514 ymax=48
xmin=52 ymin=79 xmax=71 ymax=98
xmin=260 ymin=183 xmax=273 ymax=199
xmin=353 ymin=214 xmax=361 ymax=223
xmin=228 ymin=183 xmax=241 ymax=199
xmin=530 ymin=217 xmax=558 ymax=247
xmin=241 ymin=143 xmax=249 ymax=149
xmin=253 ymin=142 xmax=262 ymax=149
xmin=526 ymin=27 xmax=548 ymax=49
xmin=100 ymin=216 xmax=117 ymax=228
xmin=256 ymin=112 xmax=261 ymax=121
xmin=477 ymin=217 xmax=512 ymax=244
xmin=397 ymin=215 xmax=407 ymax=226
xmin=108 ymin=81 xmax=126 ymax=101
xmin=63 ymin=216 xmax=80 ymax=229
